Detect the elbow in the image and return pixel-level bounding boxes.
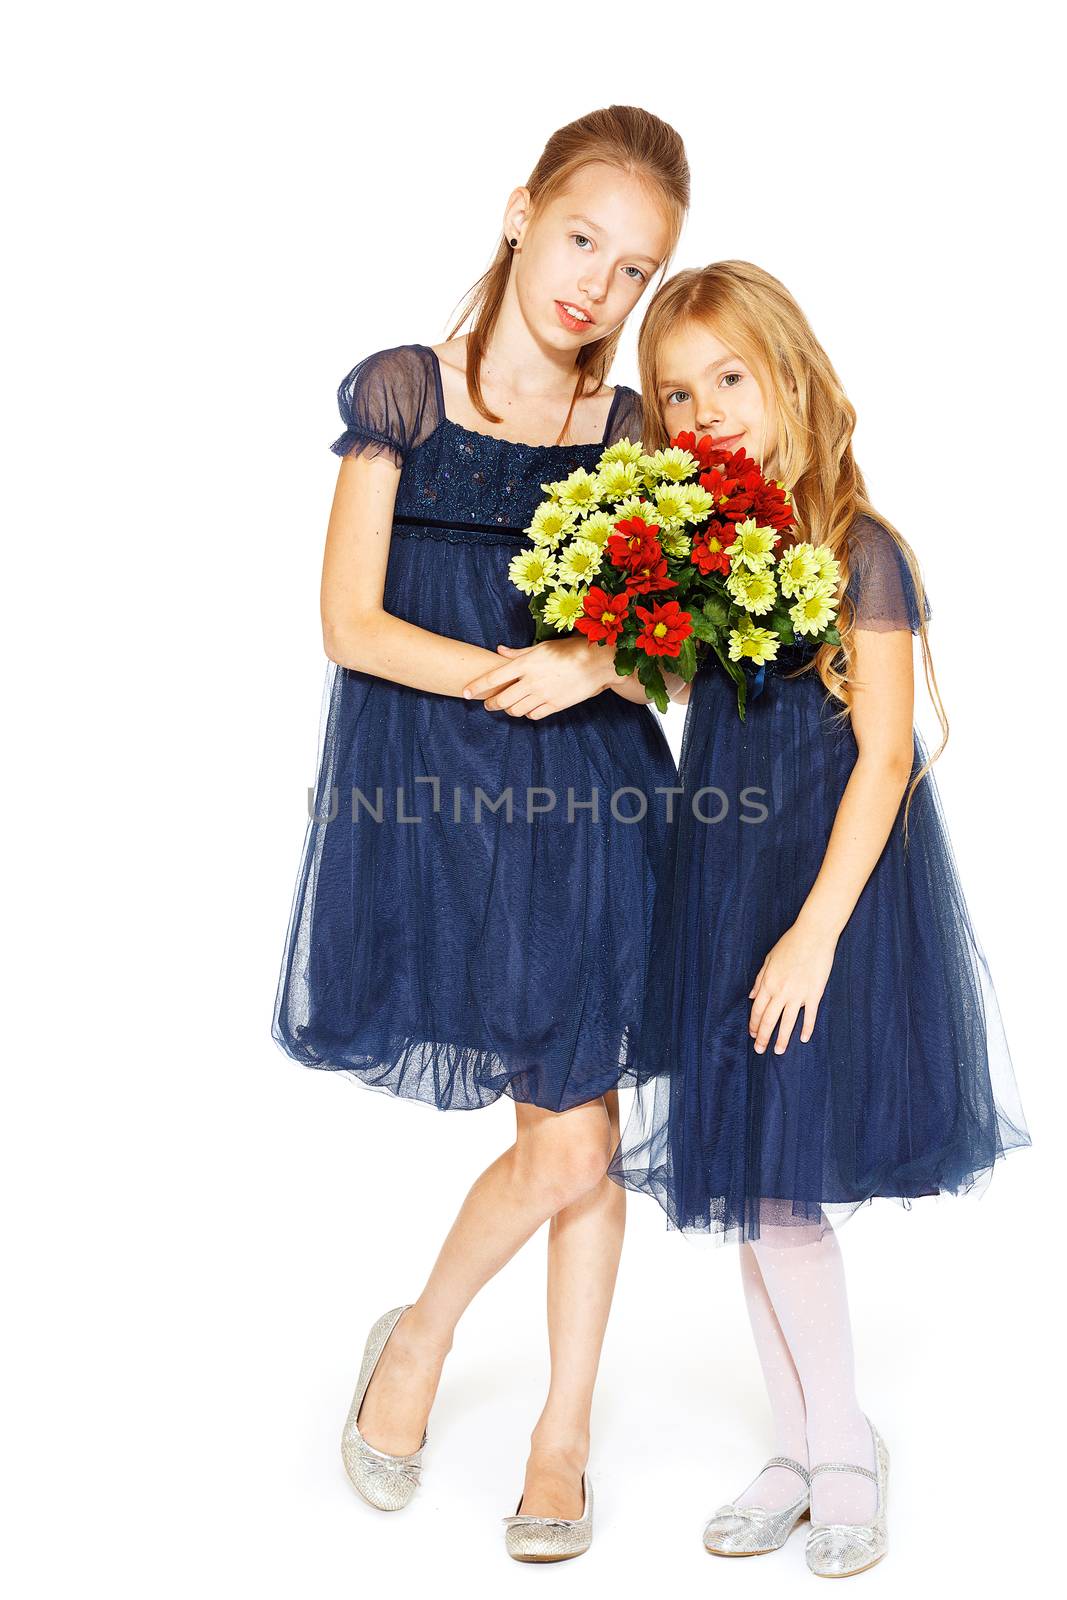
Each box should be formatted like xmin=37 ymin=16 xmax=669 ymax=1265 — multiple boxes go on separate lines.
xmin=881 ymin=748 xmax=916 ymax=797
xmin=322 ymin=620 xmax=352 ymax=668
xmin=321 ymin=608 xmax=363 ymax=665
xmin=322 ymin=612 xmax=377 ymax=671
xmin=856 ymin=739 xmax=914 ymax=796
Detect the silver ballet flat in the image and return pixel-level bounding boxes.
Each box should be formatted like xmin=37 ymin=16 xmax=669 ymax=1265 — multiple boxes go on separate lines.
xmin=340 ymin=1304 xmax=426 ymax=1512
xmin=805 ymin=1417 xmax=889 ymax=1578
xmin=703 ymin=1455 xmax=811 ymax=1556
xmin=503 ymin=1470 xmax=593 ymax=1563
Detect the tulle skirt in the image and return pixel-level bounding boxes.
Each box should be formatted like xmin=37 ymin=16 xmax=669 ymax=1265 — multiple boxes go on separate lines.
xmin=272 ymin=526 xmax=678 ymax=1112
xmin=608 ymin=656 xmax=1031 ymax=1239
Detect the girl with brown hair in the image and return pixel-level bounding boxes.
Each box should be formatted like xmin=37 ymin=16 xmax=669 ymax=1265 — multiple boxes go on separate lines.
xmin=272 ymin=107 xmax=689 ymax=1559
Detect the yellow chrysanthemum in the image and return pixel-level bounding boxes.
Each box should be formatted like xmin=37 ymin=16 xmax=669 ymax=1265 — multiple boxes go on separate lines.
xmin=661 ymin=527 xmax=693 ymax=558
xmin=728 ymin=617 xmax=780 ymax=664
xmin=731 ymin=518 xmax=779 ymax=572
xmin=726 ymin=565 xmax=777 ymax=614
xmin=557 ymin=539 xmax=604 ymax=587
xmin=611 ymin=495 xmax=656 ymax=524
xmin=509 ymin=548 xmax=557 ymax=596
xmin=812 ymin=544 xmax=841 ymax=585
xmin=651 ymin=483 xmax=693 ymax=528
xmin=543 ymin=587 xmax=588 ymax=631
xmin=558 ymin=468 xmax=602 ymax=514
xmin=641 ymin=446 xmax=698 ymax=482
xmin=596 ymin=458 xmax=645 ymax=500
xmin=598 ymin=437 xmax=644 ymax=468
xmin=575 ymin=510 xmax=616 ymax=551
xmin=539 ymin=479 xmax=566 ymax=504
xmin=527 ymin=502 xmax=577 ymax=549
xmin=777 ymin=542 xmax=820 ymax=597
xmin=682 ymin=483 xmax=716 ymax=522
xmin=790 ymin=588 xmax=838 ymax=636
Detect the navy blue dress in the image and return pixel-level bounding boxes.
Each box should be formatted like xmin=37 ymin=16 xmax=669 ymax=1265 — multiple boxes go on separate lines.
xmin=609 ymin=515 xmax=1030 ymax=1237
xmin=272 ymin=345 xmax=677 ymax=1111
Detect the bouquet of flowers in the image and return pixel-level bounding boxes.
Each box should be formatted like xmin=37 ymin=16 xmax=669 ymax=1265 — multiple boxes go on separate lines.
xmin=508 ymin=431 xmax=841 ymax=717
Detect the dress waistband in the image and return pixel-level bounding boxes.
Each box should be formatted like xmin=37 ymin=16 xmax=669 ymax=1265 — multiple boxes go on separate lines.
xmin=392 ymin=513 xmax=529 ymax=547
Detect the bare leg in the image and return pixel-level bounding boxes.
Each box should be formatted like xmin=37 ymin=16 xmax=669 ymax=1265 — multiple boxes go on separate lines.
xmin=518 ymin=1091 xmax=625 ymax=1518
xmin=357 ymin=1096 xmax=616 ymax=1456
xmin=734 ymin=1241 xmax=810 ymax=1510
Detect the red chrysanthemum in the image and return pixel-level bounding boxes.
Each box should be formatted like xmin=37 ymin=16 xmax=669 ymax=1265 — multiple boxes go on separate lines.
xmin=749 ymin=476 xmax=793 ymax=531
xmin=635 ymin=599 xmax=693 ymax=658
xmin=607 ymin=515 xmax=663 ymax=573
xmin=575 ymin=586 xmax=630 ymax=646
xmin=691 ymin=519 xmax=736 ymax=576
xmin=624 ymin=554 xmax=677 ymax=595
xmin=672 ymin=430 xmax=719 ymax=470
xmin=700 ymin=461 xmax=762 ymax=522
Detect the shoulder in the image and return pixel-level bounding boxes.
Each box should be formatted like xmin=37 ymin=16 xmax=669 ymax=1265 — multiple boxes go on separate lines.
xmin=848 ymin=512 xmax=899 ymax=562
xmin=847 ymin=513 xmax=919 ymax=586
xmin=846 ymin=512 xmax=929 ymax=632
xmin=603 ymin=382 xmax=645 ymax=445
xmin=331 ymin=344 xmax=440 ymax=462
xmin=339 ymin=343 xmax=436 ymax=395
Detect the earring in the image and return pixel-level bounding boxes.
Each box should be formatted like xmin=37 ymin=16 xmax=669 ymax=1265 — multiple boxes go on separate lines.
xmin=509 ymin=237 xmax=517 ymax=247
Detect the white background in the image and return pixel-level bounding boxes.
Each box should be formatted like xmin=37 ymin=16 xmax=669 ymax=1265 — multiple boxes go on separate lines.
xmin=5 ymin=2 xmax=1063 ymax=1596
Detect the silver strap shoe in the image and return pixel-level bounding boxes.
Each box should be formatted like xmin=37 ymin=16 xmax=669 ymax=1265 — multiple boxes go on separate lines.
xmin=503 ymin=1470 xmax=593 ymax=1563
xmin=805 ymin=1417 xmax=890 ymax=1577
xmin=703 ymin=1455 xmax=811 ymax=1556
xmin=340 ymin=1305 xmax=427 ymax=1512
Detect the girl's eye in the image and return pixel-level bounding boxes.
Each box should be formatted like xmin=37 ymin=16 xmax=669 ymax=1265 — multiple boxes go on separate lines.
xmin=721 ymin=372 xmax=743 ymax=388
xmin=622 ymin=265 xmax=646 ymax=282
xmin=573 ymin=234 xmax=593 ymax=250
xmin=666 ymin=390 xmax=691 ymax=406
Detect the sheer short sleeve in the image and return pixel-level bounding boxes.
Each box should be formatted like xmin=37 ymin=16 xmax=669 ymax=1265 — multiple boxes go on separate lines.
xmin=846 ymin=514 xmax=930 ymax=634
xmin=329 ymin=344 xmax=439 ymax=467
xmin=603 ymin=384 xmax=645 ymax=448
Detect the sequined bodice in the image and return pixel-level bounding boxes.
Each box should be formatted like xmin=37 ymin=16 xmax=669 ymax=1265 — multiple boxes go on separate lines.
xmin=392 ymin=419 xmax=619 ymax=546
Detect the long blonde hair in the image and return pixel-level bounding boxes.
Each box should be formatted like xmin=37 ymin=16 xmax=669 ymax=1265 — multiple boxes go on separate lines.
xmin=448 ymin=106 xmax=690 ymax=440
xmin=638 ymin=261 xmax=947 ymax=822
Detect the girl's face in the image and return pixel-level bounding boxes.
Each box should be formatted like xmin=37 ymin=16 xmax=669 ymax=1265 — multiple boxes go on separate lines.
xmin=656 ymin=320 xmax=777 ymax=464
xmin=507 ymin=162 xmax=671 ymax=355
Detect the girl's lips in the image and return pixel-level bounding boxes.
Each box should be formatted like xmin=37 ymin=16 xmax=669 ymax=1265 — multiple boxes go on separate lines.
xmin=708 ymin=432 xmax=743 ymax=447
xmin=554 ymin=300 xmax=595 ymax=332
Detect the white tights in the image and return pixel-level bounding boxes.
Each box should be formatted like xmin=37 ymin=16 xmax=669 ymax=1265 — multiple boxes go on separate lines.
xmin=734 ymin=1221 xmax=878 ymax=1524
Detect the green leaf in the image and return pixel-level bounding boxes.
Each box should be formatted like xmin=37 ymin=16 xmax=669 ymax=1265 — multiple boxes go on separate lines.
xmin=702 ymin=593 xmax=730 ymax=627
xmin=614 ymin=645 xmax=638 ymax=676
xmin=822 ymin=625 xmax=841 ymax=645
xmin=676 ymin=634 xmax=697 ymax=679
xmin=689 ymin=613 xmax=720 ymax=644
xmin=635 ymin=653 xmax=669 ymax=712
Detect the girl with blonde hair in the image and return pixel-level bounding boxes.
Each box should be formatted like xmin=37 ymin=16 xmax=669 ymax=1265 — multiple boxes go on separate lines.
xmin=609 ymin=260 xmax=1030 ymax=1577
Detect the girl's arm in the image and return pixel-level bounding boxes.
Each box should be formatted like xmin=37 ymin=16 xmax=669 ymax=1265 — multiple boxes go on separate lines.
xmin=748 ymin=626 xmax=916 ymax=1056
xmin=465 ymin=648 xmax=692 ymax=716
xmin=607 ymin=665 xmax=691 ymax=706
xmin=321 ymin=454 xmax=514 ymax=696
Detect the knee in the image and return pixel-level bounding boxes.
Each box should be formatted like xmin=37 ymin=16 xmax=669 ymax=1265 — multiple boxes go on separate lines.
xmin=519 ymin=1119 xmax=612 ymax=1212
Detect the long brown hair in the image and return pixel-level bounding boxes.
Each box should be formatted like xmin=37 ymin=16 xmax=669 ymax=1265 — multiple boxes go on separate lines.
xmin=638 ymin=261 xmax=947 ymax=827
xmin=448 ymin=106 xmax=689 ymax=441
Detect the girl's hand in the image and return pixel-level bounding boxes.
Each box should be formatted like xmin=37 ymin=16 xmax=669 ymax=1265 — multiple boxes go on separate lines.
xmin=748 ymin=921 xmax=837 ymax=1056
xmin=461 ymin=637 xmax=615 ymax=719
